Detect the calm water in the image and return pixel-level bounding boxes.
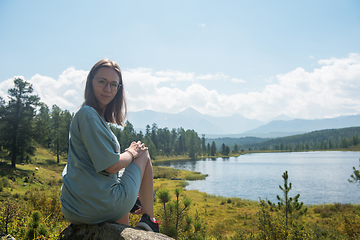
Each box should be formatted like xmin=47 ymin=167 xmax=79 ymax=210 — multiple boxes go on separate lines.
xmin=154 ymin=151 xmax=360 ymax=204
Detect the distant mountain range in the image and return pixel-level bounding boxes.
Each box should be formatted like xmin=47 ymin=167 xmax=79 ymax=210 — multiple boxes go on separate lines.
xmin=243 ymin=115 xmax=360 ymax=138
xmin=126 ymin=107 xmax=360 ymax=138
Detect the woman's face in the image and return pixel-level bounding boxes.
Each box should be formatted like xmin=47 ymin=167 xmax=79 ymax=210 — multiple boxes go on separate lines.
xmin=92 ymin=67 xmax=120 ymax=112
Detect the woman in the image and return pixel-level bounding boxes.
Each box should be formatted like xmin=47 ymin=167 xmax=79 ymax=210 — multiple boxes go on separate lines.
xmin=60 ymin=59 xmax=159 ymax=232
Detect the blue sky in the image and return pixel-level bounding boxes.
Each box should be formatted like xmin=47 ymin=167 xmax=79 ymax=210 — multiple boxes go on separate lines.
xmin=0 ymin=0 xmax=359 ymax=121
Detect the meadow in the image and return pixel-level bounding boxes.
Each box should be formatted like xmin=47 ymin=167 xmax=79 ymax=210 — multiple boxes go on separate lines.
xmin=1 ymin=148 xmax=360 ymax=239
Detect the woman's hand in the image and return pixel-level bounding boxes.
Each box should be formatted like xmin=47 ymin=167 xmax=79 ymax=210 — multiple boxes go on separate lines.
xmin=106 ymin=141 xmax=148 ymax=174
xmin=125 ymin=141 xmax=148 ymax=159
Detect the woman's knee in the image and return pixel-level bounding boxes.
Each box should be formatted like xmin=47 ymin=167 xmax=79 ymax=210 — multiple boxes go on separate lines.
xmin=133 ymin=151 xmax=151 ymax=173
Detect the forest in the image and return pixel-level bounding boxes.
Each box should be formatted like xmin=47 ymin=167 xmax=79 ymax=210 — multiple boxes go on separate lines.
xmin=1 ymin=78 xmax=360 ymax=169
xmin=243 ymin=127 xmax=360 ymax=151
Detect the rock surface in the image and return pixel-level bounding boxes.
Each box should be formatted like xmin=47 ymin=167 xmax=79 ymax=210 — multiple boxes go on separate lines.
xmin=0 ymin=232 xmax=16 ymax=240
xmin=58 ymin=223 xmax=174 ymax=240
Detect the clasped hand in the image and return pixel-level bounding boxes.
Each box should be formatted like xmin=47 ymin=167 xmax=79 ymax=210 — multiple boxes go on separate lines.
xmin=126 ymin=141 xmax=148 ymax=159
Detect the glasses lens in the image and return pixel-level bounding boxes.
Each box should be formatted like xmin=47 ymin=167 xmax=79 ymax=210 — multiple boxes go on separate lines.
xmin=96 ymin=78 xmax=107 ymax=87
xmin=110 ymin=83 xmax=119 ymax=91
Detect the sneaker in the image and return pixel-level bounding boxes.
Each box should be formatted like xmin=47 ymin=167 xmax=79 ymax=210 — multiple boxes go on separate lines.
xmin=135 ymin=214 xmax=160 ymax=233
xmin=130 ymin=198 xmax=141 ymax=214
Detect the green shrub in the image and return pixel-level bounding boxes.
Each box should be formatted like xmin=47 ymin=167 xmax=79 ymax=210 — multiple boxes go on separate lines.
xmin=313 ymin=207 xmax=333 ymax=218
xmin=25 ymin=211 xmax=49 ymax=240
xmin=0 ymin=177 xmax=10 ymax=188
xmin=12 ymin=193 xmax=20 ymax=199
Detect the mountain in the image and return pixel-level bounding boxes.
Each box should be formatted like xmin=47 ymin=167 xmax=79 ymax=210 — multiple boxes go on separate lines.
xmin=268 ymin=114 xmax=294 ymax=122
xmin=243 ymin=114 xmax=360 ymax=137
xmin=126 ymin=107 xmax=264 ymax=135
xmin=127 ymin=108 xmax=360 ymax=138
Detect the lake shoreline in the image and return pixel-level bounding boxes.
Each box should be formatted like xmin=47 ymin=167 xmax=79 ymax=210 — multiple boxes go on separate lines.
xmin=154 ymin=148 xmax=360 ymax=163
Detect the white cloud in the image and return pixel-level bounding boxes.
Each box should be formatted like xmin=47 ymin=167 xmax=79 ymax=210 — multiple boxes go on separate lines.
xmin=154 ymin=70 xmax=195 ymax=81
xmin=123 ymin=53 xmax=360 ymax=120
xmin=0 ymin=77 xmax=17 ymax=98
xmin=0 ymin=68 xmax=88 ymax=112
xmin=196 ymin=73 xmax=228 ymax=80
xmin=28 ymin=68 xmax=88 ymax=110
xmin=199 ymin=23 xmax=206 ymax=28
xmin=230 ymin=78 xmax=246 ymax=83
xmin=1 ymin=54 xmax=359 ymax=121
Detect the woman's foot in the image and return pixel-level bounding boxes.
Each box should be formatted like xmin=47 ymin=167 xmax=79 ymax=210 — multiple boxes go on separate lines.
xmin=135 ymin=214 xmax=160 ymax=233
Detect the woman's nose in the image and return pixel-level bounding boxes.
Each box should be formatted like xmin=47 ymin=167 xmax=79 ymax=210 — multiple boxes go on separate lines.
xmin=104 ymin=83 xmax=111 ymax=91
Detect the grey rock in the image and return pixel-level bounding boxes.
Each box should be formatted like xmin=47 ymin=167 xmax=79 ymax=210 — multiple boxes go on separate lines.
xmin=58 ymin=223 xmax=174 ymax=240
xmin=0 ymin=232 xmax=16 ymax=240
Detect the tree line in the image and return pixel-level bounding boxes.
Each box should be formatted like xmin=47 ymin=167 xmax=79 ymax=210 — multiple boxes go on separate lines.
xmin=110 ymin=122 xmax=221 ymax=160
xmin=242 ymin=127 xmax=360 ymax=151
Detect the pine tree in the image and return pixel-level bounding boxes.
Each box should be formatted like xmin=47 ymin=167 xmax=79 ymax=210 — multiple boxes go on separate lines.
xmin=50 ymin=105 xmax=61 ymax=163
xmin=33 ymin=103 xmax=51 ymax=148
xmin=1 ymin=78 xmax=40 ymax=167
xmin=268 ymin=171 xmax=307 ymax=227
xmin=201 ymin=134 xmax=206 ymax=155
xmin=349 ymin=159 xmax=360 ymax=184
xmin=59 ymin=109 xmax=72 ymax=157
xmin=233 ymin=143 xmax=239 ymax=153
xmin=210 ymin=141 xmax=217 ymax=156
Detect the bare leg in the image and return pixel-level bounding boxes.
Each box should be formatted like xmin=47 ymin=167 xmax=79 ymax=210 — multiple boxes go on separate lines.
xmin=116 ymin=213 xmax=129 ymax=225
xmin=133 ymin=150 xmax=154 ymax=219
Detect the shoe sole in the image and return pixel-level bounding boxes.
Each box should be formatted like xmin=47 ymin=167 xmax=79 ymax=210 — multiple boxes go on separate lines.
xmin=135 ymin=222 xmax=154 ymax=231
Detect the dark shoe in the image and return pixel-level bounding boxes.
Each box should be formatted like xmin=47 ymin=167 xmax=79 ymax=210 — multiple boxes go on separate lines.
xmin=130 ymin=199 xmax=141 ymax=214
xmin=135 ymin=214 xmax=160 ymax=233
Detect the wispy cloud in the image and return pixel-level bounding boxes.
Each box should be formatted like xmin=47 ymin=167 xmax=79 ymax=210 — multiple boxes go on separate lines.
xmin=1 ymin=54 xmax=359 ymax=121
xmin=199 ymin=23 xmax=206 ymax=28
xmin=230 ymin=78 xmax=246 ymax=83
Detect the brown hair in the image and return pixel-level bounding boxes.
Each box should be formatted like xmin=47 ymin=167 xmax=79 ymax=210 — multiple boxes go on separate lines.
xmin=83 ymin=59 xmax=127 ymax=126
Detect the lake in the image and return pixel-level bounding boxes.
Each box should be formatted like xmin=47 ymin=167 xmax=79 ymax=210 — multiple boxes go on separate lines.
xmin=154 ymin=151 xmax=360 ymax=205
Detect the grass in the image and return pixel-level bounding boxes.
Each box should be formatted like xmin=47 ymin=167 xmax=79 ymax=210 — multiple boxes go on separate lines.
xmin=1 ymin=147 xmax=360 ymax=239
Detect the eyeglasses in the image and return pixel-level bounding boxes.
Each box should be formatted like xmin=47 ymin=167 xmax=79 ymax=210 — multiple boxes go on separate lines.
xmin=93 ymin=77 xmax=121 ymax=91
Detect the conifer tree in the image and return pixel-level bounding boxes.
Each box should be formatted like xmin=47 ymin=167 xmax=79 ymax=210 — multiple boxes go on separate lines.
xmin=50 ymin=105 xmax=61 ymax=163
xmin=268 ymin=171 xmax=307 ymax=226
xmin=210 ymin=141 xmax=217 ymax=156
xmin=34 ymin=103 xmax=51 ymax=148
xmin=349 ymin=159 xmax=360 ymax=184
xmin=233 ymin=143 xmax=239 ymax=153
xmin=1 ymin=78 xmax=40 ymax=167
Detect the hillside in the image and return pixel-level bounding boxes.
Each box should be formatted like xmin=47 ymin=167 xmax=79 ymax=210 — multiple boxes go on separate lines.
xmin=243 ymin=126 xmax=360 ymax=150
xmin=209 ymin=126 xmax=360 ymax=151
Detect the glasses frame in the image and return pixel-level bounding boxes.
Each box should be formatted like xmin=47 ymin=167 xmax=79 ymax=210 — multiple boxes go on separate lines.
xmin=93 ymin=77 xmax=122 ymax=92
